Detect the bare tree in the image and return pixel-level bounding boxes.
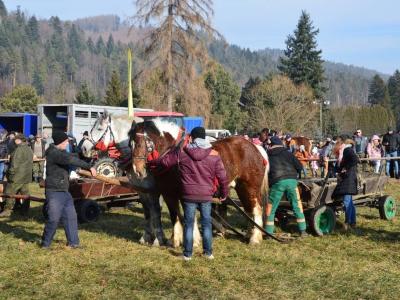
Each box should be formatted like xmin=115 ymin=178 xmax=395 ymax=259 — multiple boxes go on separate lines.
xmin=247 ymin=76 xmax=319 ymax=136
xmin=130 ymin=0 xmax=224 ymax=111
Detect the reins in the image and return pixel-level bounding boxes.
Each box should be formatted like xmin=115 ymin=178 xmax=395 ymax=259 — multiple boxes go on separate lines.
xmin=89 ymin=115 xmax=115 ymax=149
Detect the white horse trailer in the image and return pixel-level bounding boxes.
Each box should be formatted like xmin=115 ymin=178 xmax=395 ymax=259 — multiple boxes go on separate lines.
xmin=37 ymin=104 xmax=153 ymax=143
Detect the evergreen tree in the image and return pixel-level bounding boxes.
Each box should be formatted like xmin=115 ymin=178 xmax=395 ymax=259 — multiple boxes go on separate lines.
xmin=240 ymin=76 xmax=262 ymax=107
xmin=32 ymin=60 xmax=48 ymax=95
xmin=76 ymin=80 xmax=97 ymax=104
xmin=86 ymin=37 xmax=95 ymax=53
xmin=67 ymin=57 xmax=78 ymax=83
xmin=67 ymin=24 xmax=85 ymax=60
xmin=368 ymin=74 xmax=391 ymax=112
xmin=96 ymin=35 xmax=106 ymax=56
xmin=26 ymin=16 xmax=40 ymax=42
xmin=106 ymin=34 xmax=115 ymax=57
xmin=104 ymin=70 xmax=124 ymax=106
xmin=388 ymin=70 xmax=400 ymax=129
xmin=0 ymin=85 xmax=40 ymax=113
xmin=0 ymin=0 xmax=7 ymax=19
xmin=50 ymin=16 xmax=63 ymax=35
xmin=278 ymin=10 xmax=327 ymax=100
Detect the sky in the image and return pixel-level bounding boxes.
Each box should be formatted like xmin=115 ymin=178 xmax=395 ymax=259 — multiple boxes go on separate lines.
xmin=3 ymin=0 xmax=400 ymax=75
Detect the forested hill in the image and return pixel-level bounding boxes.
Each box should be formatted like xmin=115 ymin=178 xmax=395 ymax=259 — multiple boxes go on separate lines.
xmin=0 ymin=9 xmax=390 ymax=108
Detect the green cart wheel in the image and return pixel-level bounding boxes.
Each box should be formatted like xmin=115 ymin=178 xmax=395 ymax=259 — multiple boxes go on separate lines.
xmin=379 ymin=195 xmax=396 ymax=220
xmin=309 ymin=205 xmax=336 ymax=236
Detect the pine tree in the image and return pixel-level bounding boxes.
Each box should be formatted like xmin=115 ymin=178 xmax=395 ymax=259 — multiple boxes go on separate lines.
xmin=388 ymin=70 xmax=400 ymax=129
xmin=368 ymin=74 xmax=391 ymax=112
xmin=278 ymin=10 xmax=327 ymax=100
xmin=67 ymin=24 xmax=85 ymax=60
xmin=104 ymin=70 xmax=124 ymax=106
xmin=132 ymin=0 xmax=224 ymax=111
xmin=26 ymin=16 xmax=40 ymax=42
xmin=76 ymin=81 xmax=97 ymax=105
xmin=106 ymin=34 xmax=115 ymax=57
xmin=0 ymin=0 xmax=7 ymax=19
xmin=0 ymin=85 xmax=40 ymax=113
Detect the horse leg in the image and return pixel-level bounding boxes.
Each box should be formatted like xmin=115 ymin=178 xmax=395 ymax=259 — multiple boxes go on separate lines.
xmin=147 ymin=193 xmax=166 ymax=247
xmin=248 ymin=202 xmax=263 ymax=246
xmin=137 ymin=192 xmax=156 ymax=245
xmin=164 ymin=196 xmax=183 ymax=247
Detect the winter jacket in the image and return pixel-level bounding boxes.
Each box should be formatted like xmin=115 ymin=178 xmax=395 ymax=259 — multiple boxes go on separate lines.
xmin=382 ymin=132 xmax=400 ymax=153
xmin=323 ymin=140 xmax=336 ymax=158
xmin=295 ymin=149 xmax=309 ymax=166
xmin=31 ymin=140 xmax=47 ymax=158
xmin=285 ymin=139 xmax=297 ymax=154
xmin=45 ymin=144 xmax=92 ymax=192
xmin=0 ymin=141 xmax=9 ymax=159
xmin=267 ymin=146 xmax=303 ymax=187
xmin=68 ymin=138 xmax=78 ymax=153
xmin=354 ymin=135 xmax=368 ymax=155
xmin=332 ymin=145 xmax=359 ymax=198
xmin=366 ymin=142 xmax=383 ymax=160
xmin=8 ymin=142 xmax=34 ymax=184
xmin=148 ymin=138 xmax=229 ymax=202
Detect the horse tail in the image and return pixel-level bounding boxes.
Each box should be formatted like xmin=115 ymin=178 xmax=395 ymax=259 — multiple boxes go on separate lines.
xmin=255 ymin=145 xmax=270 ymax=225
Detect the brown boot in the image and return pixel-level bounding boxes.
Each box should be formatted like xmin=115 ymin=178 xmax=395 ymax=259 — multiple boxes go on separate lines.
xmin=343 ymin=223 xmax=350 ymax=230
xmin=350 ymin=222 xmax=357 ymax=229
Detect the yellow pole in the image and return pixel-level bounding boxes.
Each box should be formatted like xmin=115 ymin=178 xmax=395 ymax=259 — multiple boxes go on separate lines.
xmin=127 ymin=49 xmax=133 ymax=116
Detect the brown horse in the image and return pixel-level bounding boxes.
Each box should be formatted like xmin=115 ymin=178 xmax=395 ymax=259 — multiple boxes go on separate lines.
xmin=293 ymin=136 xmax=312 ymax=153
xmin=128 ymin=119 xmax=270 ymax=246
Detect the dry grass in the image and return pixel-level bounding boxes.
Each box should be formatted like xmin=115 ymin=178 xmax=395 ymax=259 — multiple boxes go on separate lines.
xmin=1 ymin=182 xmax=400 ymax=299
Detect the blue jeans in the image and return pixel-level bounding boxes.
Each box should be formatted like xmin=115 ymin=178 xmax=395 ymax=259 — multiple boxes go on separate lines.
xmin=385 ymin=151 xmax=398 ymax=175
xmin=0 ymin=161 xmax=4 ymax=181
xmin=41 ymin=191 xmax=80 ymax=247
xmin=343 ymin=195 xmax=356 ymax=224
xmin=182 ymin=201 xmax=212 ymax=258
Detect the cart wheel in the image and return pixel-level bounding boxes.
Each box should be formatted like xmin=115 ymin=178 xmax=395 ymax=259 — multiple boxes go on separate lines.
xmin=93 ymin=158 xmax=120 ymax=178
xmin=77 ymin=200 xmax=100 ymax=223
xmin=309 ymin=205 xmax=336 ymax=236
xmin=42 ymin=201 xmax=49 ymax=219
xmin=379 ymin=195 xmax=396 ymax=220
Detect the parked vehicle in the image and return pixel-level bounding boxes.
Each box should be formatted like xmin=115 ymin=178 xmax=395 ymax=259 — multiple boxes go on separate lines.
xmin=0 ymin=112 xmax=38 ymax=138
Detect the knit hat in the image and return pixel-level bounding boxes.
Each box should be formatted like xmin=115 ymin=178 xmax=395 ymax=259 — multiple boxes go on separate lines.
xmin=326 ymin=134 xmax=333 ymax=139
xmin=15 ymin=133 xmax=26 ymax=141
xmin=300 ymin=145 xmax=305 ymax=150
xmin=371 ymin=135 xmax=380 ymax=141
xmin=53 ymin=131 xmax=68 ymax=145
xmin=29 ymin=134 xmax=34 ymax=139
xmin=83 ymin=131 xmax=89 ymax=136
xmin=190 ymin=127 xmax=206 ymax=139
xmin=388 ymin=126 xmax=393 ymax=131
xmin=340 ymin=134 xmax=349 ymax=141
xmin=270 ymin=136 xmax=283 ymax=146
xmin=68 ymin=133 xmax=74 ymax=138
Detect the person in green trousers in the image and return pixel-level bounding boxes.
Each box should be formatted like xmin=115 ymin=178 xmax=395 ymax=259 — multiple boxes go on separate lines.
xmin=265 ymin=136 xmax=308 ymax=238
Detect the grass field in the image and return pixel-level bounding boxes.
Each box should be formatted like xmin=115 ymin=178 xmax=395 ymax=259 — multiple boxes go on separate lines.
xmin=1 ymin=181 xmax=400 ymax=299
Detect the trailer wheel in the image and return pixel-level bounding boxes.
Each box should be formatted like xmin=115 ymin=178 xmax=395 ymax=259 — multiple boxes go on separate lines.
xmin=379 ymin=195 xmax=396 ymax=220
xmin=309 ymin=205 xmax=336 ymax=236
xmin=93 ymin=158 xmax=120 ymax=178
xmin=77 ymin=200 xmax=100 ymax=223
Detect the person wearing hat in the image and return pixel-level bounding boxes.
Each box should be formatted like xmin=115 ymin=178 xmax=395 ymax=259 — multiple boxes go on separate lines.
xmin=0 ymin=134 xmax=34 ymax=217
xmin=77 ymin=131 xmax=90 ymax=158
xmin=366 ymin=135 xmax=384 ymax=173
xmin=31 ymin=134 xmax=47 ymax=183
xmin=67 ymin=133 xmax=78 ymax=154
xmin=41 ymin=131 xmax=97 ymax=249
xmin=382 ymin=126 xmax=400 ymax=178
xmin=0 ymin=136 xmax=9 ymax=181
xmin=332 ymin=135 xmax=359 ymax=230
xmin=285 ymin=134 xmax=297 ymax=154
xmin=148 ymin=126 xmax=229 ymax=260
xmin=5 ymin=131 xmax=16 ymax=153
xmin=265 ymin=136 xmax=308 ymax=238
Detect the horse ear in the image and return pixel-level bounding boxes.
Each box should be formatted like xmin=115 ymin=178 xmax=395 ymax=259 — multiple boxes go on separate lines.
xmin=103 ymin=108 xmax=109 ymax=118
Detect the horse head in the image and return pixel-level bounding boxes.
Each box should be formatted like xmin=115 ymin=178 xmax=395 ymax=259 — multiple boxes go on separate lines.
xmin=128 ymin=118 xmax=183 ymax=180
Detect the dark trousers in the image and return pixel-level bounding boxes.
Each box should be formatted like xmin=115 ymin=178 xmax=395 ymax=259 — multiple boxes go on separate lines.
xmin=41 ymin=191 xmax=80 ymax=247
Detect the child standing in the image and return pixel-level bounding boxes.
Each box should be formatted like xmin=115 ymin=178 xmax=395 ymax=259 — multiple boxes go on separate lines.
xmin=309 ymin=147 xmax=320 ymax=178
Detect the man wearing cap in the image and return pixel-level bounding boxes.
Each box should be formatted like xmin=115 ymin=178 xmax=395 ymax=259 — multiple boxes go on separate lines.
xmin=77 ymin=131 xmax=89 ymax=155
xmin=67 ymin=133 xmax=78 ymax=153
xmin=353 ymin=128 xmax=368 ymax=172
xmin=0 ymin=134 xmax=34 ymax=217
xmin=31 ymin=134 xmax=47 ymax=183
xmin=148 ymin=126 xmax=229 ymax=260
xmin=382 ymin=126 xmax=400 ymax=178
xmin=285 ymin=134 xmax=297 ymax=154
xmin=265 ymin=136 xmax=308 ymax=238
xmin=41 ymin=131 xmax=97 ymax=249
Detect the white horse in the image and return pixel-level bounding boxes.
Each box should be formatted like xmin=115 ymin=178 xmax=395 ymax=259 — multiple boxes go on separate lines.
xmin=81 ymin=109 xmax=199 ymax=247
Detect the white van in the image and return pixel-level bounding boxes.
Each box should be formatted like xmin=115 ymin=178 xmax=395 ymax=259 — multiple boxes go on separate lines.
xmin=205 ymin=129 xmax=232 ymax=139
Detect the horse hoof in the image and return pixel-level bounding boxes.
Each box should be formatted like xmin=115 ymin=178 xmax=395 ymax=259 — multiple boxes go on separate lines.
xmin=248 ymin=239 xmax=261 ymax=246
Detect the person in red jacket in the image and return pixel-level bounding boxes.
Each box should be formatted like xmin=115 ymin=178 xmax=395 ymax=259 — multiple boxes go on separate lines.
xmin=149 ymin=127 xmax=229 ymax=261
